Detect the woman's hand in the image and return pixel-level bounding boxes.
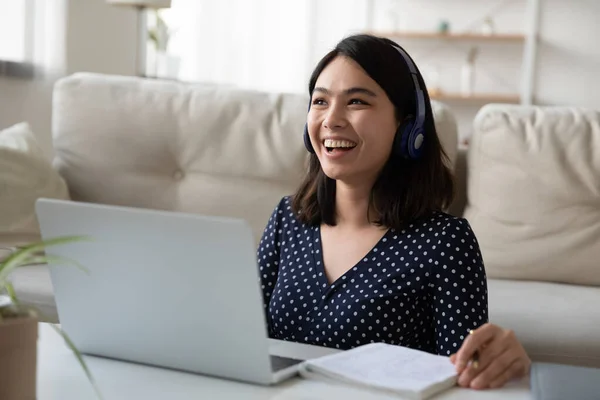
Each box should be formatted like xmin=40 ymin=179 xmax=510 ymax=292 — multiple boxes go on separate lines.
xmin=449 ymin=323 xmax=531 ymax=390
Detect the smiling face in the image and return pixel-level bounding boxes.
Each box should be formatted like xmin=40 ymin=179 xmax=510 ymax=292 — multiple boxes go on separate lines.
xmin=307 ymin=55 xmax=399 ymax=186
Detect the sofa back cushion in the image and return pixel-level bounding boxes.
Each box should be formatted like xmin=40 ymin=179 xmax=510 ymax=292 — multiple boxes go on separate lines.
xmin=52 ymin=73 xmax=458 ymax=243
xmin=464 ymin=104 xmax=600 ymax=286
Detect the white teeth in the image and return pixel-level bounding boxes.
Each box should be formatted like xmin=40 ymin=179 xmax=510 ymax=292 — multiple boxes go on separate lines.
xmin=323 ymin=139 xmax=357 ymax=148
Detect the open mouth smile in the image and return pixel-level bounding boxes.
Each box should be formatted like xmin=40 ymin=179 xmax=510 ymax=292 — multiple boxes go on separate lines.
xmin=323 ymin=138 xmax=357 ymax=154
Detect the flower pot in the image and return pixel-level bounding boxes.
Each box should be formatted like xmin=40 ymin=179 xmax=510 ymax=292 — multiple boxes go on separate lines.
xmin=0 ymin=316 xmax=38 ymax=400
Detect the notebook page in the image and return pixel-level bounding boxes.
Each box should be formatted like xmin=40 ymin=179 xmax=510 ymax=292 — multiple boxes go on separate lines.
xmin=305 ymin=343 xmax=457 ymax=393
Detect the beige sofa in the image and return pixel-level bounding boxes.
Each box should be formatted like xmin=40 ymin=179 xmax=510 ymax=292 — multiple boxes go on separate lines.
xmin=5 ymin=73 xmax=600 ymax=368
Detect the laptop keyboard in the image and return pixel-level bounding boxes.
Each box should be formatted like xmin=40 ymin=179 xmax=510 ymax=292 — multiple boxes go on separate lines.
xmin=270 ymin=355 xmax=303 ymax=372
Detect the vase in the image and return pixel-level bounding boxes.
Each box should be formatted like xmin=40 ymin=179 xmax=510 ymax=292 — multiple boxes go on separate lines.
xmin=461 ymin=63 xmax=475 ymax=97
xmin=481 ymin=18 xmax=495 ymax=36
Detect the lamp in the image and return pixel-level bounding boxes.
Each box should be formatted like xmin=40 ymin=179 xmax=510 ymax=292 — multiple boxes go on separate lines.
xmin=106 ymin=0 xmax=172 ymax=76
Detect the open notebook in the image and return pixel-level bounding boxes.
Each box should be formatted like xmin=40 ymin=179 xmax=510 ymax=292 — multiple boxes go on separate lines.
xmin=298 ymin=343 xmax=458 ymax=400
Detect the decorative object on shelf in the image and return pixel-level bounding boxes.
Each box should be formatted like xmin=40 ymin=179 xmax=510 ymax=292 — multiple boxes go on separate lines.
xmin=481 ymin=16 xmax=496 ymax=36
xmin=461 ymin=46 xmax=479 ymax=97
xmin=106 ymin=0 xmax=172 ymax=77
xmin=437 ymin=19 xmax=450 ymax=34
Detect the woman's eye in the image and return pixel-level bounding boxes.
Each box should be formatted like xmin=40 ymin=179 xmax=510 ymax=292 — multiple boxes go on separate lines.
xmin=349 ymin=98 xmax=368 ymax=105
xmin=312 ymin=98 xmax=326 ymax=106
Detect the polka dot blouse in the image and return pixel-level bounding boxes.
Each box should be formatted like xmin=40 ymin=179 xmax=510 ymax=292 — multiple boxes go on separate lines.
xmin=257 ymin=196 xmax=489 ymax=356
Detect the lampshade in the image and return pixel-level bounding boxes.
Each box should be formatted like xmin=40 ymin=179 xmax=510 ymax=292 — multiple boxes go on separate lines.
xmin=106 ymin=0 xmax=171 ymax=8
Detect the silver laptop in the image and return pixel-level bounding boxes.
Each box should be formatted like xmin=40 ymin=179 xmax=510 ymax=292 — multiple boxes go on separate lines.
xmin=35 ymin=198 xmax=304 ymax=385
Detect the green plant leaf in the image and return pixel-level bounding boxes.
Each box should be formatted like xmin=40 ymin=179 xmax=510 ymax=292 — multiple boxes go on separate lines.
xmin=5 ymin=281 xmax=17 ymax=304
xmin=0 ymin=236 xmax=91 ymax=285
xmin=23 ymin=255 xmax=89 ymax=274
xmin=49 ymin=324 xmax=104 ymax=400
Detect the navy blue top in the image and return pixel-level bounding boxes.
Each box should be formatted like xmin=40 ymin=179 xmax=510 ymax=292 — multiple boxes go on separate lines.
xmin=257 ymin=196 xmax=488 ymax=356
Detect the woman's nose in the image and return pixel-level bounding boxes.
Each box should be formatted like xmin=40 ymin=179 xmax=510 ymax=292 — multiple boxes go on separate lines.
xmin=323 ymin=103 xmax=347 ymax=130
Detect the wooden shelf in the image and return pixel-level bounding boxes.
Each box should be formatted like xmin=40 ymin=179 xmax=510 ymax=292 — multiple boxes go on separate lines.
xmin=367 ymin=31 xmax=526 ymax=42
xmin=106 ymin=0 xmax=171 ymax=7
xmin=430 ymin=93 xmax=521 ymax=103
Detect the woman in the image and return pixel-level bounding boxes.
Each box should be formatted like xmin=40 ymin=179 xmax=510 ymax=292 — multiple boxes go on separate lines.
xmin=257 ymin=34 xmax=530 ymax=390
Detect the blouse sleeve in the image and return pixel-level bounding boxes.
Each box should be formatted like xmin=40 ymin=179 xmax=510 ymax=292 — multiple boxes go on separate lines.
xmin=432 ymin=217 xmax=489 ymax=356
xmin=256 ymin=197 xmax=286 ymax=314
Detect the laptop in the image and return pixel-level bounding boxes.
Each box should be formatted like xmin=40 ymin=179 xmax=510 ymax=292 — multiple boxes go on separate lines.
xmin=34 ymin=198 xmax=305 ymax=385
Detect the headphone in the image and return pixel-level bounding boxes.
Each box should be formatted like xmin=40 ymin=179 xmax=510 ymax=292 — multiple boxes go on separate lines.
xmin=303 ymin=43 xmax=426 ymax=160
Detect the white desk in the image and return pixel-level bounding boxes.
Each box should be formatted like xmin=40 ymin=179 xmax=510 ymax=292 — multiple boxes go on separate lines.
xmin=37 ymin=323 xmax=532 ymax=399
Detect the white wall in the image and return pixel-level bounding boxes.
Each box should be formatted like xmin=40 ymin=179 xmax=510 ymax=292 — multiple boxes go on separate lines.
xmin=66 ymin=0 xmax=138 ymax=76
xmin=0 ymin=0 xmax=138 ymax=159
xmin=535 ymin=0 xmax=600 ymax=107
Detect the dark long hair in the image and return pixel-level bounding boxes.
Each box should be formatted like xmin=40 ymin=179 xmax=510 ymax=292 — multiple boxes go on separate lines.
xmin=291 ymin=34 xmax=454 ymax=229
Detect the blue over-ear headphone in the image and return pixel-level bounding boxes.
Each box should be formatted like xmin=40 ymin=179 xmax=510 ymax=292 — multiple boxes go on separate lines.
xmin=303 ymin=43 xmax=426 ymax=160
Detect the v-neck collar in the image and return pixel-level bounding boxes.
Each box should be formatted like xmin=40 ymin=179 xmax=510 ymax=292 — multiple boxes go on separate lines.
xmin=311 ymin=225 xmax=393 ymax=292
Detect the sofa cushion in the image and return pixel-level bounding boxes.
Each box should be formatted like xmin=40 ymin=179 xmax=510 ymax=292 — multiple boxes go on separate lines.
xmin=488 ymin=278 xmax=600 ymax=368
xmin=0 ymin=122 xmax=70 ymax=248
xmin=464 ymin=104 xmax=600 ymax=285
xmin=51 ymin=73 xmax=458 ymax=243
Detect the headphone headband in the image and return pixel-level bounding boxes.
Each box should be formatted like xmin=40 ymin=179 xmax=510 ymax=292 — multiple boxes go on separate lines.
xmin=391 ymin=44 xmax=426 ymax=159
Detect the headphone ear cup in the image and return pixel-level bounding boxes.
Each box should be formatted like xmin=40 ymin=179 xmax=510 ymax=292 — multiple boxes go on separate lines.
xmin=303 ymin=123 xmax=315 ymax=153
xmin=394 ymin=117 xmax=415 ymax=159
xmin=408 ymin=127 xmax=425 ymax=159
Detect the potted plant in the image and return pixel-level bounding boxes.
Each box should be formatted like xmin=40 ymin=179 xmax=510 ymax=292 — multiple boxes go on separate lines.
xmin=147 ymin=9 xmax=181 ymax=78
xmin=0 ymin=236 xmax=102 ymax=400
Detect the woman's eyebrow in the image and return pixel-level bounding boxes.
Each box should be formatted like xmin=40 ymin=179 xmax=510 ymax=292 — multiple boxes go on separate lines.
xmin=313 ymin=87 xmax=377 ymax=97
xmin=345 ymin=87 xmax=377 ymax=97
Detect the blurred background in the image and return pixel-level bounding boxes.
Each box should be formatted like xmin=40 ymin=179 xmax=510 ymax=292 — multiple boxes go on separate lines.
xmin=1 ymin=0 xmax=598 ymax=155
